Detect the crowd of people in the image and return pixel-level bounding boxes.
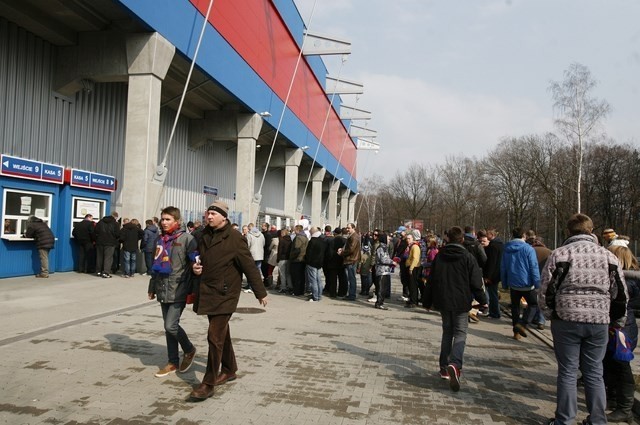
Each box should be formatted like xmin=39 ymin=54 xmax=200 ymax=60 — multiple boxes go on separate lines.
xmin=62 ymin=206 xmax=640 ymax=422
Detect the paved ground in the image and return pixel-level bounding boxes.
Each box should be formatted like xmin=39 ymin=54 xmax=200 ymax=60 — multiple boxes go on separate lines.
xmin=0 ymin=271 xmax=613 ymax=424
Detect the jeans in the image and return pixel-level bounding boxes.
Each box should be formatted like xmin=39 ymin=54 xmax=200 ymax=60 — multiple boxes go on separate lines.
xmin=144 ymin=251 xmax=153 ymax=275
xmin=306 ymin=265 xmax=322 ymax=301
xmin=123 ymin=250 xmax=137 ymax=276
xmin=551 ymin=319 xmax=608 ymax=425
xmin=509 ymin=289 xmax=538 ymax=332
xmin=439 ymin=311 xmax=469 ymax=370
xmin=399 ymin=263 xmax=410 ymax=297
xmin=486 ymin=284 xmax=500 ymax=318
xmin=360 ymin=273 xmax=372 ymax=295
xmin=160 ymin=302 xmax=194 ymax=367
xmin=345 ymin=263 xmax=357 ymax=299
xmin=96 ymin=245 xmax=115 ymax=274
xmin=278 ymin=260 xmax=290 ymax=290
xmin=408 ymin=267 xmax=422 ymax=305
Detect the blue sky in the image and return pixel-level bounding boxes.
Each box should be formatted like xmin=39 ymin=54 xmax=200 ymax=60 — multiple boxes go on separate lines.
xmin=293 ymin=0 xmax=640 ymax=180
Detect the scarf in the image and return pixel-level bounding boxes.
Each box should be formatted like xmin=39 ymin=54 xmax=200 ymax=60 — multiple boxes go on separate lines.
xmin=152 ymin=226 xmax=183 ymax=276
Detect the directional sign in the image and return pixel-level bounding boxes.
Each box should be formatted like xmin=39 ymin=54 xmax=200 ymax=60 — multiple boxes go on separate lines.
xmin=1 ymin=154 xmax=64 ymax=184
xmin=203 ymin=185 xmax=218 ymax=196
xmin=70 ymin=169 xmax=116 ymax=192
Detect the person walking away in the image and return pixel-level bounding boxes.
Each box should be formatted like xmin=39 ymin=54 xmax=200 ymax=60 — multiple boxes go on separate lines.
xmin=423 ymin=226 xmax=487 ymax=392
xmin=483 ymin=228 xmax=504 ymax=319
xmin=94 ymin=212 xmax=120 ymax=278
xmin=289 ymin=224 xmax=308 ymax=296
xmin=72 ymin=214 xmax=95 ymax=273
xmin=189 ymin=201 xmax=268 ymax=401
xmin=525 ymin=230 xmax=551 ymax=329
xmin=539 ymin=213 xmax=628 ymax=425
xmin=148 ymin=206 xmax=197 ymax=378
xmin=120 ymin=218 xmax=144 ymax=277
xmin=142 ymin=219 xmax=159 ymax=275
xmin=323 ymin=228 xmax=344 ymax=298
xmin=25 ymin=216 xmax=55 ymax=278
xmin=501 ymin=227 xmax=540 ymax=340
xmin=276 ymin=228 xmax=292 ymax=293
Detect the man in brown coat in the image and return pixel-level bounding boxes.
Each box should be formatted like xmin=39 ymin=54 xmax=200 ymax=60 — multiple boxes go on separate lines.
xmin=190 ymin=201 xmax=269 ymax=401
xmin=338 ymin=223 xmax=361 ymax=301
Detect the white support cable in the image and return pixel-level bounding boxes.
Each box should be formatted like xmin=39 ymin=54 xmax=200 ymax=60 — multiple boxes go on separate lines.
xmin=298 ymin=54 xmax=347 ymax=213
xmin=160 ymin=0 xmax=214 ymax=169
xmin=322 ymin=94 xmax=361 ymax=216
xmin=354 ymin=149 xmax=375 ymax=222
xmin=255 ymin=0 xmax=318 ymax=204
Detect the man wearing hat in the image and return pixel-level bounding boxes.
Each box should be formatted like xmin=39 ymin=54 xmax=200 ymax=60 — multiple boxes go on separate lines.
xmin=189 ymin=201 xmax=269 ymax=401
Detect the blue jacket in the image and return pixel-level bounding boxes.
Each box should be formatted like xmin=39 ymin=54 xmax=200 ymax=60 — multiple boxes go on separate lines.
xmin=500 ymin=239 xmax=540 ymax=290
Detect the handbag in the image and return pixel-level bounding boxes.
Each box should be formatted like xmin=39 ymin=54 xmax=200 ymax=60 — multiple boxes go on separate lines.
xmin=608 ymin=327 xmax=634 ymax=362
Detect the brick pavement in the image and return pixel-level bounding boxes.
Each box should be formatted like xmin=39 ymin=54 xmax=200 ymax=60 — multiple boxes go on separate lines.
xmin=0 ymin=272 xmax=605 ymax=424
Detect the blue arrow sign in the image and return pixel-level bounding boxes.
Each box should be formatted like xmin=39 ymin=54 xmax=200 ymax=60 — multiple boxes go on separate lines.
xmin=90 ymin=172 xmax=116 ymax=192
xmin=1 ymin=154 xmax=63 ymax=184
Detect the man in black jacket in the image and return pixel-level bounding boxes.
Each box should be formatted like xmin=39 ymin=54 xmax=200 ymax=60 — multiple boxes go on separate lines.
xmin=94 ymin=212 xmax=120 ymax=278
xmin=25 ymin=216 xmax=55 ymax=278
xmin=72 ymin=214 xmax=95 ymax=273
xmin=423 ymin=226 xmax=487 ymax=392
xmin=304 ymin=227 xmax=325 ymax=302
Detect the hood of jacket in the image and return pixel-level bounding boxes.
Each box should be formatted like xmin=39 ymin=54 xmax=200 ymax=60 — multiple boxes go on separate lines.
xmin=146 ymin=224 xmax=158 ymax=233
xmin=562 ymin=233 xmax=598 ymax=246
xmin=249 ymin=228 xmax=261 ymax=237
xmin=503 ymin=239 xmax=530 ymax=254
xmin=101 ymin=215 xmax=116 ymax=224
xmin=438 ymin=243 xmax=468 ymax=262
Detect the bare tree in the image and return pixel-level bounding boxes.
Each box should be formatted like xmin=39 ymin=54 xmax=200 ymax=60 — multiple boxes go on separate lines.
xmin=481 ymin=137 xmax=539 ymax=229
xmin=386 ymin=163 xmax=437 ymax=223
xmin=549 ymin=62 xmax=610 ymax=213
xmin=437 ymin=155 xmax=478 ymax=226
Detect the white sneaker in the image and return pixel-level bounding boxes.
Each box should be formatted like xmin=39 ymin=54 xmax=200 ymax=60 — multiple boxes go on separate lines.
xmin=308 ymin=298 xmax=316 ymax=302
xmin=243 ymin=288 xmax=253 ymax=293
xmin=398 ymin=296 xmax=409 ymax=302
xmin=368 ymin=297 xmax=377 ymax=303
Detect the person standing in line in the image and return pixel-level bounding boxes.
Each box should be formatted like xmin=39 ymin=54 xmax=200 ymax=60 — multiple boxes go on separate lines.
xmin=540 ymin=213 xmax=628 ymax=425
xmin=423 ymin=226 xmax=487 ymax=392
xmin=189 ymin=201 xmax=268 ymax=401
xmin=72 ymin=214 xmax=95 ymax=273
xmin=276 ymin=228 xmax=292 ymax=293
xmin=289 ymin=224 xmax=309 ymax=296
xmin=142 ymin=219 xmax=159 ymax=275
xmin=148 ymin=206 xmax=198 ymax=378
xmin=25 ymin=216 xmax=55 ymax=278
xmin=404 ymin=230 xmax=422 ymax=308
xmin=338 ymin=223 xmax=361 ymax=301
xmin=373 ymin=232 xmax=398 ymax=310
xmin=304 ymin=226 xmax=325 ymax=302
xmin=120 ymin=218 xmax=144 ymax=278
xmin=94 ymin=212 xmax=120 ymax=278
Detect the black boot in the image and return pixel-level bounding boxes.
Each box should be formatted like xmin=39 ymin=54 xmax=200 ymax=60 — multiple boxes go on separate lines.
xmin=607 ymin=381 xmax=635 ymax=424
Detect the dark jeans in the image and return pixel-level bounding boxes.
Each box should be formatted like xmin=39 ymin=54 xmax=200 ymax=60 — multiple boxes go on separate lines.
xmin=408 ymin=267 xmax=422 ymax=305
xmin=439 ymin=310 xmax=469 ymax=370
xmin=77 ymin=241 xmax=94 ymax=273
xmin=399 ymin=263 xmax=410 ymax=297
xmin=290 ymin=261 xmax=306 ymax=295
xmin=360 ymin=273 xmax=372 ymax=295
xmin=160 ymin=302 xmax=194 ymax=367
xmin=345 ymin=263 xmax=357 ymax=299
xmin=323 ymin=268 xmax=339 ymax=297
xmin=337 ymin=266 xmax=348 ymax=297
xmin=375 ymin=274 xmax=390 ymax=306
xmin=509 ymin=289 xmax=538 ymax=332
xmin=144 ymin=251 xmax=153 ymax=274
xmin=486 ymin=284 xmax=500 ymax=318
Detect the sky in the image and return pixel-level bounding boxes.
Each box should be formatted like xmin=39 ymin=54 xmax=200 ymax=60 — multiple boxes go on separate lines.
xmin=293 ymin=0 xmax=640 ymax=181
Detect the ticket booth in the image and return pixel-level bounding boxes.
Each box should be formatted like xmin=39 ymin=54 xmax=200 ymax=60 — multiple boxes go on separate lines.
xmin=0 ymin=155 xmax=63 ymax=278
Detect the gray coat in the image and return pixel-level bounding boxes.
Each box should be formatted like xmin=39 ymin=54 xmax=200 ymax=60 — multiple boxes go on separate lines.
xmin=147 ymin=231 xmax=197 ymax=303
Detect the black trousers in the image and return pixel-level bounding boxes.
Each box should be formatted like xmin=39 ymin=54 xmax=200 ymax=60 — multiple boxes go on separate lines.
xmin=323 ymin=268 xmax=339 ymax=297
xmin=290 ymin=262 xmax=306 ymax=295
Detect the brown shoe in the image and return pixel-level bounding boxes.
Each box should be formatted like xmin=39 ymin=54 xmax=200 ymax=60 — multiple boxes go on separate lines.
xmin=179 ymin=347 xmax=197 ymax=373
xmin=513 ymin=332 xmax=522 ymax=341
xmin=35 ymin=274 xmax=49 ymax=278
xmin=215 ymin=372 xmax=237 ymax=386
xmin=514 ymin=324 xmax=528 ymax=338
xmin=189 ymin=383 xmax=214 ymax=401
xmin=154 ymin=363 xmax=177 ymax=377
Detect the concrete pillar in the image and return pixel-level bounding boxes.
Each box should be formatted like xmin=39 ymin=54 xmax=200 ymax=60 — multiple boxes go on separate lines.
xmin=284 ymin=148 xmax=303 ymax=221
xmin=121 ymin=33 xmax=175 ymax=222
xmin=327 ymin=180 xmax=340 ymax=230
xmin=339 ymin=189 xmax=350 ymax=228
xmin=349 ymin=193 xmax=358 ymax=227
xmin=235 ymin=114 xmax=263 ymax=226
xmin=310 ymin=168 xmax=326 ymax=228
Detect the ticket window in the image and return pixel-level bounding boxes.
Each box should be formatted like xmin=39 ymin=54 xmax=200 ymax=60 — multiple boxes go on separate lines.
xmin=1 ymin=189 xmax=52 ymax=239
xmin=70 ymin=197 xmax=105 ymax=237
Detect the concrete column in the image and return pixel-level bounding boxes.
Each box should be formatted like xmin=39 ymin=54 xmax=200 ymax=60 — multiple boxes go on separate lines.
xmin=235 ymin=114 xmax=263 ymax=225
xmin=327 ymin=180 xmax=340 ymax=229
xmin=310 ymin=168 xmax=326 ymax=228
xmin=349 ymin=193 xmax=358 ymax=226
xmin=284 ymin=149 xmax=303 ymax=220
xmin=339 ymin=189 xmax=350 ymax=228
xmin=121 ymin=33 xmax=175 ymax=222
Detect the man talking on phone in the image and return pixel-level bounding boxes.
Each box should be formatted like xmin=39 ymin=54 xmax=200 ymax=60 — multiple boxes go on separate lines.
xmin=189 ymin=201 xmax=269 ymax=401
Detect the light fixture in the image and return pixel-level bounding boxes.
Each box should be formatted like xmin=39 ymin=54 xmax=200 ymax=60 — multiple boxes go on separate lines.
xmin=259 ymin=111 xmax=271 ymax=117
xmin=300 ymin=145 xmax=310 ymax=151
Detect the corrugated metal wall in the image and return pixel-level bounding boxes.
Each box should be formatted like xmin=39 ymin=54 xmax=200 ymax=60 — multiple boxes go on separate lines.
xmin=0 ymin=17 xmax=128 ymax=203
